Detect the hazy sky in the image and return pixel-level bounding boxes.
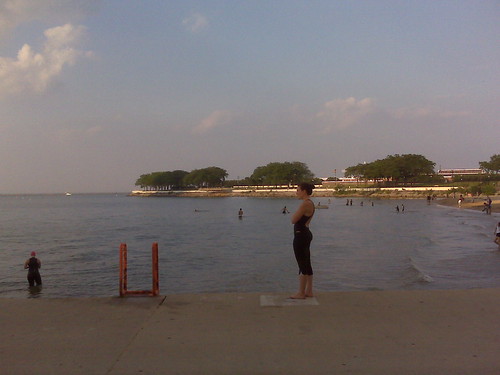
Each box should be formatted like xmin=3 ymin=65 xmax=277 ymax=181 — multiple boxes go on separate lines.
xmin=0 ymin=0 xmax=498 ymax=193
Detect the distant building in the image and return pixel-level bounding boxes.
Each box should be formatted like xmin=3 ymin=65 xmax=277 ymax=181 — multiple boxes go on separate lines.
xmin=437 ymin=168 xmax=484 ymax=181
xmin=322 ymin=177 xmax=376 ymax=186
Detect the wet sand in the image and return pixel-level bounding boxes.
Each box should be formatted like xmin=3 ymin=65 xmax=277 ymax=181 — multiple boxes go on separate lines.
xmin=1 ymin=288 xmax=499 ymax=374
xmin=437 ymin=196 xmax=500 ymax=213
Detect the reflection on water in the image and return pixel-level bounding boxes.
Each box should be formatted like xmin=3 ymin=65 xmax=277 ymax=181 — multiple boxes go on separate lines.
xmin=0 ymin=194 xmax=499 ymax=298
xmin=27 ymin=285 xmax=43 ymax=298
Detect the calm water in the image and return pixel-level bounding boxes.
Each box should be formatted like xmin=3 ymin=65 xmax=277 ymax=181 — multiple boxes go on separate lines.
xmin=1 ymin=194 xmax=499 ymax=298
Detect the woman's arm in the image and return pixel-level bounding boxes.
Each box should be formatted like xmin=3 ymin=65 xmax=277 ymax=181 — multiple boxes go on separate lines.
xmin=291 ymin=200 xmax=314 ymax=224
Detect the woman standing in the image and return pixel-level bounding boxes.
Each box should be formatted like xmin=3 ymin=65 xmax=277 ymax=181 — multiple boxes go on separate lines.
xmin=290 ymin=182 xmax=315 ymax=299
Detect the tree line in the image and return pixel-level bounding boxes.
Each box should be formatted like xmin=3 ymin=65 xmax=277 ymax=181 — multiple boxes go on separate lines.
xmin=344 ymin=154 xmax=436 ymax=184
xmin=135 ymin=154 xmax=499 ymax=191
xmin=344 ymin=154 xmax=500 ymax=185
xmin=135 ymin=162 xmax=315 ymax=190
xmin=135 ymin=167 xmax=228 ymax=190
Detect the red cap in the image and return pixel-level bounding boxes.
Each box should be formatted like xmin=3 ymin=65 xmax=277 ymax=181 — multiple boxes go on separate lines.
xmin=30 ymin=251 xmax=36 ymax=257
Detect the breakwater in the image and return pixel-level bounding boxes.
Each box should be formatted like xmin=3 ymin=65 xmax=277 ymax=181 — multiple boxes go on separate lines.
xmin=130 ymin=186 xmax=454 ymax=198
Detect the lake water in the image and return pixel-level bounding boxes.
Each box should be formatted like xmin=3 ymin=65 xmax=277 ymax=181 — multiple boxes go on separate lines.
xmin=1 ymin=194 xmax=499 ymax=298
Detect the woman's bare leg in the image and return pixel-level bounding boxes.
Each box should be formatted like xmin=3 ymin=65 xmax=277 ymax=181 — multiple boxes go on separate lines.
xmin=305 ymin=275 xmax=314 ymax=297
xmin=290 ymin=274 xmax=307 ymax=299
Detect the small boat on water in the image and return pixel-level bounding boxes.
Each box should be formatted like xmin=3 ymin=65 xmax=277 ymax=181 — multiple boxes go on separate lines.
xmin=316 ymin=203 xmax=328 ymax=209
xmin=65 ymin=192 xmax=72 ymax=196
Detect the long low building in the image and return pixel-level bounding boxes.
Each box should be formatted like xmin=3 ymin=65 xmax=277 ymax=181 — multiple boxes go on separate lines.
xmin=437 ymin=168 xmax=484 ymax=181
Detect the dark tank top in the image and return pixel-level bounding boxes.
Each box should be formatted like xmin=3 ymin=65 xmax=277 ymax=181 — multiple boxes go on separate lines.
xmin=28 ymin=257 xmax=39 ymax=273
xmin=294 ymin=200 xmax=315 ymax=231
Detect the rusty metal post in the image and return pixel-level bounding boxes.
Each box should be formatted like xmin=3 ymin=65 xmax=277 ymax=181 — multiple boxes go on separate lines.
xmin=119 ymin=243 xmax=128 ymax=297
xmin=119 ymin=242 xmax=159 ymax=297
xmin=152 ymin=242 xmax=159 ymax=296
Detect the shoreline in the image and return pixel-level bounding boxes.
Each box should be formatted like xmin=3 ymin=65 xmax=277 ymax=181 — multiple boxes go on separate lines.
xmin=130 ymin=187 xmax=462 ymax=199
xmin=130 ymin=189 xmax=500 ymax=211
xmin=436 ymin=196 xmax=500 ymax=213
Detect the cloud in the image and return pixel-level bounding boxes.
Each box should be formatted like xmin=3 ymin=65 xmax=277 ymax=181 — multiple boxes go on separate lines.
xmin=182 ymin=13 xmax=209 ymax=33
xmin=0 ymin=0 xmax=36 ymax=36
xmin=312 ymin=97 xmax=470 ymax=134
xmin=192 ymin=110 xmax=232 ymax=135
xmin=0 ymin=0 xmax=99 ymax=37
xmin=314 ymin=97 xmax=375 ymax=131
xmin=0 ymin=23 xmax=91 ymax=96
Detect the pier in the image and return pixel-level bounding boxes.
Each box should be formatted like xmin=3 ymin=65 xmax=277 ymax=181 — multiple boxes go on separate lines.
xmin=1 ymin=288 xmax=499 ymax=374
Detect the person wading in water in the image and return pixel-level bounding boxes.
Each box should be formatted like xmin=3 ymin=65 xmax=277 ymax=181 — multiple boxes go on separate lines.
xmin=24 ymin=251 xmax=42 ymax=287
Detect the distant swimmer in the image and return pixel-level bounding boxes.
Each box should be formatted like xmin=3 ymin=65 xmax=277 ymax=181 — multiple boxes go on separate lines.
xmin=282 ymin=206 xmax=289 ymax=214
xmin=238 ymin=208 xmax=243 ymax=218
xmin=401 ymin=204 xmax=405 ymax=212
xmin=396 ymin=205 xmax=400 ymax=213
xmin=24 ymin=251 xmax=42 ymax=287
xmin=494 ymin=222 xmax=500 ymax=246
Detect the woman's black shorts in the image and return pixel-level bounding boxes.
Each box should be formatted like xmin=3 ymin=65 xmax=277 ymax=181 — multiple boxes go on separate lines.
xmin=293 ymin=229 xmax=313 ymax=275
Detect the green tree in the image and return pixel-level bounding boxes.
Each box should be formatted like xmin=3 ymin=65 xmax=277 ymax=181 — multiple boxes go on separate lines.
xmin=249 ymin=161 xmax=314 ymax=186
xmin=135 ymin=170 xmax=189 ymax=190
xmin=135 ymin=174 xmax=154 ymax=190
xmin=344 ymin=154 xmax=436 ymax=184
xmin=184 ymin=167 xmax=228 ymax=188
xmin=168 ymin=170 xmax=190 ymax=189
xmin=344 ymin=163 xmax=367 ymax=180
xmin=394 ymin=154 xmax=436 ymax=182
xmin=481 ymin=184 xmax=497 ymax=195
xmin=479 ymin=154 xmax=500 ymax=174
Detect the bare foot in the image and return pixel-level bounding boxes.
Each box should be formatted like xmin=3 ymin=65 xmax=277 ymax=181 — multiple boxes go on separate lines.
xmin=305 ymin=294 xmax=314 ymax=298
xmin=289 ymin=293 xmax=306 ymax=299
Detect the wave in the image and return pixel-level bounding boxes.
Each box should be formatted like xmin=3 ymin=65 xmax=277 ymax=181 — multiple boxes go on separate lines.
xmin=403 ymin=257 xmax=434 ymax=285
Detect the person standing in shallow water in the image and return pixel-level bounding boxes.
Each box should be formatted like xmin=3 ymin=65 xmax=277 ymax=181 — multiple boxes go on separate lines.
xmin=494 ymin=222 xmax=500 ymax=246
xmin=24 ymin=251 xmax=42 ymax=287
xmin=290 ymin=182 xmax=315 ymax=299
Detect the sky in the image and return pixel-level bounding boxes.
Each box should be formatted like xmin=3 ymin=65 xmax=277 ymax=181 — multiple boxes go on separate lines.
xmin=0 ymin=0 xmax=498 ymax=194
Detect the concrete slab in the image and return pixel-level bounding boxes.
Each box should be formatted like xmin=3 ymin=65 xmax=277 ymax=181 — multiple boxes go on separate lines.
xmin=1 ymin=289 xmax=500 ymax=375
xmin=260 ymin=294 xmax=319 ymax=306
xmin=110 ymin=289 xmax=500 ymax=375
xmin=0 ymin=297 xmax=163 ymax=375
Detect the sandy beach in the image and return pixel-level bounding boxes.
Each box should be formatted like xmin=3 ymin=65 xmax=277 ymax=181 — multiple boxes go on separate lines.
xmin=437 ymin=196 xmax=500 ymax=213
xmin=1 ymin=288 xmax=499 ymax=375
